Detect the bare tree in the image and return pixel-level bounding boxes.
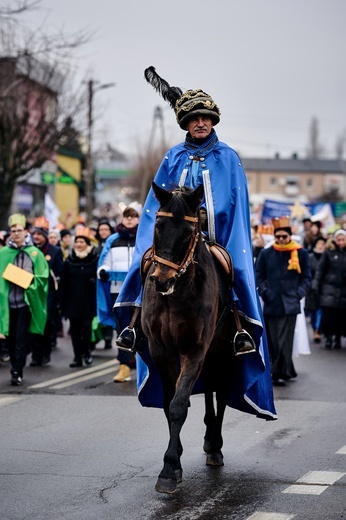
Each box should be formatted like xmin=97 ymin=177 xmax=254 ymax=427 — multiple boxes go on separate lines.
xmin=306 ymin=117 xmax=325 ymax=159
xmin=0 ymin=1 xmax=92 ymax=228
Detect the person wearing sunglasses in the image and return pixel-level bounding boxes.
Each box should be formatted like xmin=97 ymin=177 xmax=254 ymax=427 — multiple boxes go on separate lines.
xmin=255 ymin=216 xmax=311 ymax=386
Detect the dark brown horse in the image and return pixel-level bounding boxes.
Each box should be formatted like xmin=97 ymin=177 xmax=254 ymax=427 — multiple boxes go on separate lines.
xmin=141 ymin=182 xmax=235 ymax=494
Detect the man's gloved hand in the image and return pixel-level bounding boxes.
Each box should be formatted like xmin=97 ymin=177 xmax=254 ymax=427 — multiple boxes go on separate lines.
xmin=99 ymin=269 xmax=110 ymax=282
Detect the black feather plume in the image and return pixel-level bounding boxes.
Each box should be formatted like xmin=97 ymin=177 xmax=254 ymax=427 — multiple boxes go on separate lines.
xmin=144 ymin=66 xmax=183 ymax=109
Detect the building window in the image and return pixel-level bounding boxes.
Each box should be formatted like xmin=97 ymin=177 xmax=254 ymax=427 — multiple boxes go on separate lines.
xmin=307 ymin=178 xmax=313 ymax=189
xmin=270 ymin=177 xmax=276 ymax=186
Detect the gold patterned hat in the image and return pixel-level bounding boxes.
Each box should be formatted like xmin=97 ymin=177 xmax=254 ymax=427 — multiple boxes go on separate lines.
xmin=8 ymin=213 xmax=26 ymax=228
xmin=272 ymin=216 xmax=292 ymax=234
xmin=144 ymin=66 xmax=221 ymax=130
xmin=175 ymin=89 xmax=220 ymax=130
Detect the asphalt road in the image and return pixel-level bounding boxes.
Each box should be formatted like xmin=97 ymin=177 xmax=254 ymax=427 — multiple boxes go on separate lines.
xmin=0 ymin=323 xmax=345 ymax=520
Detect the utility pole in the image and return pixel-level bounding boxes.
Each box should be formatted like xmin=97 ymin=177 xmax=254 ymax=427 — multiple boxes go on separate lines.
xmin=139 ymin=105 xmax=166 ymax=203
xmin=85 ymin=79 xmax=115 ymax=222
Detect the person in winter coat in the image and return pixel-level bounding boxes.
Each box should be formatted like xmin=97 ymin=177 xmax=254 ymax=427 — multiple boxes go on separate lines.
xmin=256 ymin=216 xmax=311 ymax=386
xmin=304 ymin=236 xmax=326 ymax=343
xmin=97 ymin=207 xmax=139 ymax=382
xmin=303 ymin=221 xmax=324 ymax=252
xmin=0 ymin=214 xmax=49 ymax=385
xmin=30 ymin=217 xmax=64 ymax=365
xmin=95 ymin=219 xmax=114 ymax=255
xmin=312 ymin=228 xmax=346 ymax=349
xmin=61 ymin=227 xmax=99 ymax=367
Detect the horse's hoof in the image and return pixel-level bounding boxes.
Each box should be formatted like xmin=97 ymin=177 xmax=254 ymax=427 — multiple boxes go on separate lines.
xmin=175 ymin=468 xmax=183 ymax=483
xmin=206 ymin=452 xmax=224 ymax=467
xmin=155 ymin=477 xmax=178 ymax=494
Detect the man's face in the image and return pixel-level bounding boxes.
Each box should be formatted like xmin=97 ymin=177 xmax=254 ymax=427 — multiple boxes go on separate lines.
xmin=122 ymin=215 xmax=139 ymax=230
xmin=48 ymin=232 xmax=59 ymax=246
xmin=32 ymin=231 xmax=47 ymax=248
xmin=274 ymin=231 xmax=291 ymax=246
xmin=61 ymin=234 xmax=72 ymax=247
xmin=98 ymin=225 xmax=112 ymax=240
xmin=10 ymin=225 xmax=26 ymax=247
xmin=186 ymin=116 xmax=213 ymax=139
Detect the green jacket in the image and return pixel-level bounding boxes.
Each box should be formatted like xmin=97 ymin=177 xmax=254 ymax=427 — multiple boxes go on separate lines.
xmin=0 ymin=245 xmax=49 ymax=335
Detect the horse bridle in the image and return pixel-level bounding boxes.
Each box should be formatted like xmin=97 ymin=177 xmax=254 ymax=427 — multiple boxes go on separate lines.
xmin=152 ymin=211 xmax=200 ymax=276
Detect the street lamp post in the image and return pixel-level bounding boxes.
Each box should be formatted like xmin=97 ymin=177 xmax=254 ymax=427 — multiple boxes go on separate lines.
xmin=85 ymin=79 xmax=115 ymax=222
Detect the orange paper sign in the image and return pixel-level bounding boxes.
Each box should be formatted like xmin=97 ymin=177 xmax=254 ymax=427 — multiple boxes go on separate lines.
xmin=2 ymin=263 xmax=34 ymax=289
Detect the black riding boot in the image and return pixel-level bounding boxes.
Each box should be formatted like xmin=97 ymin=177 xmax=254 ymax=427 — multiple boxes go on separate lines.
xmin=116 ymin=319 xmax=146 ymax=354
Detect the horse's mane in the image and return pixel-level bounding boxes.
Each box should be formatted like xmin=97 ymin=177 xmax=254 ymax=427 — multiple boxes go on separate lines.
xmin=162 ymin=186 xmax=198 ymax=223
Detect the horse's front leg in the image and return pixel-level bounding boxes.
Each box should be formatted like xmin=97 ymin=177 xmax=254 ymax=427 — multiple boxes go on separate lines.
xmin=156 ymin=354 xmax=204 ymax=494
xmin=203 ymin=389 xmax=227 ymax=467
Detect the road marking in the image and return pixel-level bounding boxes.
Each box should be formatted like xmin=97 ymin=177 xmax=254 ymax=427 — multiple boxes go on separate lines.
xmin=296 ymin=470 xmax=345 ymax=485
xmin=246 ymin=513 xmax=295 ymax=520
xmin=0 ymin=396 xmax=22 ymax=407
xmin=28 ymin=359 xmax=119 ymax=389
xmin=282 ymin=470 xmax=346 ymax=495
xmin=336 ymin=445 xmax=346 ymax=454
xmin=283 ymin=484 xmax=329 ymax=495
xmin=49 ymin=366 xmax=120 ymax=389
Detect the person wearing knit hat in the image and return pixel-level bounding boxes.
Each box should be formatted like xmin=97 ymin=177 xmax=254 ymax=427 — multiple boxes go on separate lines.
xmin=97 ymin=206 xmax=140 ymax=380
xmin=60 ymin=226 xmax=99 ymax=367
xmin=0 ymin=213 xmax=49 ymax=385
xmin=60 ymin=229 xmax=72 ymax=260
xmin=113 ymin=66 xmax=277 ymax=420
xmin=30 ymin=217 xmax=64 ymax=367
xmin=32 ymin=216 xmax=50 ymax=240
xmin=255 ymin=216 xmax=311 ymax=386
xmin=312 ymin=228 xmax=346 ymax=350
xmin=95 ymin=219 xmax=114 ymax=254
xmin=305 ymin=236 xmax=327 ymax=344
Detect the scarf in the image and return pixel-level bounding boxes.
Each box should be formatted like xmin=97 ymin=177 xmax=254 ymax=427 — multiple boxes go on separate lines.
xmin=184 ymin=128 xmax=219 ymax=157
xmin=115 ymin=223 xmax=138 ymax=239
xmin=73 ymin=245 xmax=93 ymax=259
xmin=273 ymin=240 xmax=303 ymax=273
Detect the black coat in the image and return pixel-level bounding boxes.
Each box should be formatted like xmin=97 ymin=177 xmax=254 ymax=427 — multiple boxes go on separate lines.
xmin=38 ymin=242 xmax=64 ymax=310
xmin=305 ymin=250 xmax=323 ymax=312
xmin=256 ymin=246 xmax=311 ymax=316
xmin=312 ymin=245 xmax=346 ymax=309
xmin=61 ymin=247 xmax=99 ymax=320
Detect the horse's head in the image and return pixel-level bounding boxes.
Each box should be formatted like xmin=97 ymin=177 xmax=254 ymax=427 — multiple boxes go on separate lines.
xmin=149 ymin=182 xmax=204 ymax=295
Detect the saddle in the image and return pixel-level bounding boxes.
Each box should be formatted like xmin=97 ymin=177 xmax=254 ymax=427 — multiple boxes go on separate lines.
xmin=140 ymin=242 xmax=256 ymax=356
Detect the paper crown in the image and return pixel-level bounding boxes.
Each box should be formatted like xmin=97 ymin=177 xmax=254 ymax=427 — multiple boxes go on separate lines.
xmin=34 ymin=216 xmax=49 ymax=230
xmin=8 ymin=213 xmax=26 ymax=228
xmin=257 ymin=224 xmax=274 ymax=235
xmin=75 ymin=226 xmax=91 ymax=239
xmin=272 ymin=216 xmax=291 ymax=230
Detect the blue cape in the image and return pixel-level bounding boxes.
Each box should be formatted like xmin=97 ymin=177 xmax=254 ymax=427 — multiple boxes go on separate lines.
xmin=114 ymin=136 xmax=277 ymax=420
xmin=96 ymin=232 xmax=120 ymax=328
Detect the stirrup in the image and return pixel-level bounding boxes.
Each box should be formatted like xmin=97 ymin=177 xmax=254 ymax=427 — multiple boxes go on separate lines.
xmin=233 ymin=329 xmax=256 ymax=356
xmin=116 ymin=327 xmax=136 ymax=352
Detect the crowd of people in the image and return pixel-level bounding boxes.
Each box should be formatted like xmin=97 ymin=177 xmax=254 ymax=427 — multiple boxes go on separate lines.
xmin=252 ymin=216 xmax=346 ymax=386
xmin=0 ymin=66 xmax=345 ymax=403
xmin=0 ymin=207 xmax=140 ymax=386
xmin=0 ymin=203 xmax=345 ymax=393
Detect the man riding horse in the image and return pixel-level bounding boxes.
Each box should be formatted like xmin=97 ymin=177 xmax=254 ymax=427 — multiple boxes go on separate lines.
xmin=113 ymin=67 xmax=276 ymax=420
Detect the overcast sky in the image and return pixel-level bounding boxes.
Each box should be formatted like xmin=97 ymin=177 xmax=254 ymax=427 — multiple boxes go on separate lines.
xmin=23 ymin=0 xmax=346 ymax=160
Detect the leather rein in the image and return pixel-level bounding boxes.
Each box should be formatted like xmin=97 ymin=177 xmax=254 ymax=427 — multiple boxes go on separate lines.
xmin=152 ymin=211 xmax=200 ymax=276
